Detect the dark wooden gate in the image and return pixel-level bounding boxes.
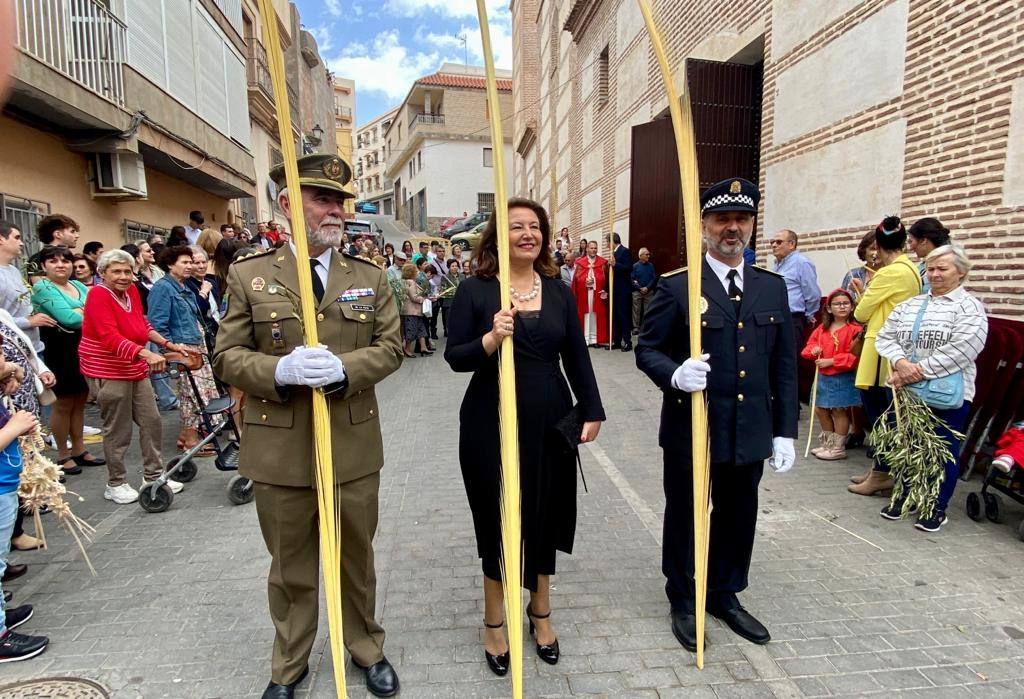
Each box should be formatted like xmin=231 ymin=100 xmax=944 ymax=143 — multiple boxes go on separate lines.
xmin=628 ymin=58 xmax=763 ymax=274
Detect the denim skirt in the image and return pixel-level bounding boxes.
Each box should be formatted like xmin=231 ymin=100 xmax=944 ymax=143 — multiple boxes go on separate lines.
xmin=816 ymin=372 xmax=861 ymax=409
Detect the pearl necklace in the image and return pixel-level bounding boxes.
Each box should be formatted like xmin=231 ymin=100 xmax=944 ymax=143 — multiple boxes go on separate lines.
xmin=510 ymin=274 xmax=541 ymax=302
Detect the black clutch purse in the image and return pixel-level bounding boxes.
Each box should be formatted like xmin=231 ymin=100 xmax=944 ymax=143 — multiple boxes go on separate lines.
xmin=553 ymin=405 xmax=588 ymax=493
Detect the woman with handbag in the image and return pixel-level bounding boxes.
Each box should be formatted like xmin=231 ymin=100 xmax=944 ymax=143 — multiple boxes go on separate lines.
xmin=873 ymin=245 xmax=987 ymax=531
xmin=399 ymin=263 xmax=430 ymax=358
xmin=30 ymin=245 xmax=103 ymax=473
xmin=445 ymin=198 xmax=605 ymax=674
xmin=850 ymin=216 xmax=923 ymax=495
xmin=146 ymin=246 xmax=221 ymax=455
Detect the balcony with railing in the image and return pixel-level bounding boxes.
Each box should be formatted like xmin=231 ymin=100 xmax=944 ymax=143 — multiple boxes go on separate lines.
xmin=335 ymin=105 xmax=352 ymax=121
xmin=412 ymin=113 xmax=445 ymax=130
xmin=14 ymin=0 xmax=127 ymax=106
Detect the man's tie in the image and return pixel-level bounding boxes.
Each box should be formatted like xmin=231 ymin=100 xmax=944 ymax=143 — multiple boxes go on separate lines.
xmin=310 ymin=259 xmax=325 ymax=304
xmin=727 ymin=269 xmax=743 ymax=309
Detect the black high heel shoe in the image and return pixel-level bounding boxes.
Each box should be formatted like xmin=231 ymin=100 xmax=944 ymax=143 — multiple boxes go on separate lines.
xmin=527 ymin=604 xmax=560 ymax=665
xmin=483 ymin=619 xmax=510 ymax=676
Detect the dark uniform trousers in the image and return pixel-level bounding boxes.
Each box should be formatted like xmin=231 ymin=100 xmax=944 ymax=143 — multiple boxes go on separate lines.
xmin=255 ymin=474 xmax=385 ymax=683
xmin=612 ymin=246 xmax=633 ymax=345
xmin=662 ymin=451 xmax=764 ymax=612
xmin=636 ymin=260 xmax=798 ymax=617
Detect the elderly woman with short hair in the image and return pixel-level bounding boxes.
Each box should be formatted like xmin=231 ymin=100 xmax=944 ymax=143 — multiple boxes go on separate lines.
xmin=81 ymin=249 xmax=190 ymax=505
xmin=874 ymin=244 xmax=988 ymax=532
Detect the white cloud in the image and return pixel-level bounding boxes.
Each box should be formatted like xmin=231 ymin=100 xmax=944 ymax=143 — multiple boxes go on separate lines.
xmin=416 ymin=20 xmax=514 ymax=70
xmin=383 ymin=0 xmax=510 ymax=22
xmin=309 ymin=25 xmax=334 ymax=55
xmin=330 ymin=30 xmax=442 ymax=101
xmin=324 ymin=0 xmax=341 ymax=17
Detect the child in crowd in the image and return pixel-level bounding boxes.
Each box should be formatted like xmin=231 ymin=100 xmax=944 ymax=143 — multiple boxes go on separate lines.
xmin=0 ymin=355 xmax=49 ymax=662
xmin=801 ymin=289 xmax=863 ymax=460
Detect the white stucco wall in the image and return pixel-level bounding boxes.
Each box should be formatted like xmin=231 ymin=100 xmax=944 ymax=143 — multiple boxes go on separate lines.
xmin=771 ymin=0 xmax=863 ymax=59
xmin=764 ymin=118 xmax=907 ymax=234
xmin=774 ymin=0 xmax=908 ymax=144
xmin=410 ymin=139 xmax=513 ymax=217
xmin=1004 ymin=77 xmax=1024 ymax=206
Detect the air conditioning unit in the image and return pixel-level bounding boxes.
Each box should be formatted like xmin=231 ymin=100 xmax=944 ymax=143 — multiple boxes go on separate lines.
xmin=90 ymin=152 xmax=147 ymax=198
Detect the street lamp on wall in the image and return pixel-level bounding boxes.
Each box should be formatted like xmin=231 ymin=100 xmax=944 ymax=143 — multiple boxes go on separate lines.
xmin=308 ymin=123 xmax=324 ymax=146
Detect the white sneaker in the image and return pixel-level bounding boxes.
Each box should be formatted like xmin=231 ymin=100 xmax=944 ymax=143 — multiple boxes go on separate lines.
xmin=104 ymin=484 xmax=139 ymax=504
xmin=82 ymin=426 xmax=102 ymax=436
xmin=145 ymin=478 xmax=184 ymax=494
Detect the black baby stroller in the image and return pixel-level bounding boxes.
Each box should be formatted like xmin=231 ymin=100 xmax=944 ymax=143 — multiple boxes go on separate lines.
xmin=138 ymin=354 xmax=254 ymax=513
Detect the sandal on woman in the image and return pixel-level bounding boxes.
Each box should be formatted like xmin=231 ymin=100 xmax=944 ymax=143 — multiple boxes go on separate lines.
xmin=72 ymin=452 xmax=106 ymax=467
xmin=56 ymin=457 xmax=82 ymax=476
xmin=482 ymin=619 xmax=510 ymax=676
xmin=527 ymin=604 xmax=560 ymax=665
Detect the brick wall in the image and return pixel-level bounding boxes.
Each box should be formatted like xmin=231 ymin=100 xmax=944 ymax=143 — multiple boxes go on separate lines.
xmin=514 ymin=0 xmax=1024 ymax=318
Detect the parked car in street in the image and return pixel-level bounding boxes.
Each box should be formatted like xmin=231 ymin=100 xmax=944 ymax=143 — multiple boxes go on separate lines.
xmin=438 ymin=215 xmax=462 ymax=234
xmin=450 ymin=220 xmax=487 ymax=252
xmin=344 ymin=219 xmax=384 ymax=252
xmin=443 ymin=211 xmax=489 ymax=238
xmin=355 ymin=201 xmax=378 ymax=214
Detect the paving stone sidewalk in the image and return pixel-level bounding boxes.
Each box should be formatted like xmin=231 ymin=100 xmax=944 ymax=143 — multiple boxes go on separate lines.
xmin=2 ymin=343 xmax=1024 ymax=698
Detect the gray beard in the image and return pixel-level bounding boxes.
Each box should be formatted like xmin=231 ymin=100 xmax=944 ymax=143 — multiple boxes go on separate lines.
xmin=309 ymin=227 xmax=343 ymax=249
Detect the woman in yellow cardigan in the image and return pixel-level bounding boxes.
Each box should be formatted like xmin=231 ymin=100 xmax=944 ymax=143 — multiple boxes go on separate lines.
xmin=849 ymin=217 xmax=921 ymax=495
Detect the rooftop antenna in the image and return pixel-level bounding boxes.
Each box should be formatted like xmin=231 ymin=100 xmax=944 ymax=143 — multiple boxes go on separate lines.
xmin=458 ymin=32 xmax=468 ymax=66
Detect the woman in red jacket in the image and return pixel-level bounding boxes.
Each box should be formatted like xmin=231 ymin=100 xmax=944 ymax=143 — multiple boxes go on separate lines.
xmin=80 ymin=249 xmax=191 ymax=505
xmin=801 ymin=289 xmax=862 ymax=460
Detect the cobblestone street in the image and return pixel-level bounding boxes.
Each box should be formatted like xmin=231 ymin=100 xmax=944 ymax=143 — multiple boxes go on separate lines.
xmin=2 ymin=343 xmax=1024 ymax=698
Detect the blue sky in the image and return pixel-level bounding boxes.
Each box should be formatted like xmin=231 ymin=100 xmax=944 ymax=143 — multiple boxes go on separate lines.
xmin=294 ymin=0 xmax=513 ymax=128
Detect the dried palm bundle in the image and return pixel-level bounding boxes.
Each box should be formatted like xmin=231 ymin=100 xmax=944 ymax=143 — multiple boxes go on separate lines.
xmin=17 ymin=428 xmax=96 ymax=574
xmin=871 ymin=387 xmax=964 ymax=520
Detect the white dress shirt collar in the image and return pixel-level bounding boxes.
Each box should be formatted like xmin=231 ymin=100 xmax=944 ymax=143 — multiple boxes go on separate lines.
xmin=704 ymin=252 xmax=744 ymax=292
xmin=288 ymin=242 xmax=333 ymax=288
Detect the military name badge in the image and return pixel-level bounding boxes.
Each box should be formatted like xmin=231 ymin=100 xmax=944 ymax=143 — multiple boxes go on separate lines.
xmin=251 ymin=277 xmax=266 ymax=292
xmin=700 ymin=296 xmax=709 ymax=314
xmin=350 ymin=304 xmax=374 ymax=312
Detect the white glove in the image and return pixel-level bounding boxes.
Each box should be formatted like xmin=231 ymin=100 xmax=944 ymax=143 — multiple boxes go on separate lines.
xmin=274 ymin=346 xmax=346 ymax=387
xmin=670 ymin=354 xmax=711 ymax=392
xmin=769 ymin=437 xmax=795 ymax=473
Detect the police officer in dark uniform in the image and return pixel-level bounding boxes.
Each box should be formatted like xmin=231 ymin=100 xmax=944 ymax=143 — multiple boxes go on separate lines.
xmin=636 ymin=177 xmax=798 ymax=651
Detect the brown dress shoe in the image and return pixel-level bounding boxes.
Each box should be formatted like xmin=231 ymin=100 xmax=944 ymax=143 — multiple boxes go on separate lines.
xmin=847 ymin=470 xmax=893 ymax=496
xmin=850 ymin=468 xmax=872 ymax=484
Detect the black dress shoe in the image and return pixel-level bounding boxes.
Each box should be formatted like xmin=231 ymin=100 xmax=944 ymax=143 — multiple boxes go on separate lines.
xmin=2 ymin=563 xmax=27 ymax=582
xmin=483 ymin=619 xmax=509 ymax=676
xmin=670 ymin=609 xmax=698 ymax=652
xmin=621 ymin=343 xmax=633 ymax=352
xmin=709 ymin=605 xmax=770 ymax=644
xmin=357 ymin=657 xmax=399 ymax=697
xmin=72 ymin=452 xmax=106 ymax=467
xmin=526 ymin=604 xmax=560 ymax=665
xmin=261 ymin=665 xmax=308 ymax=699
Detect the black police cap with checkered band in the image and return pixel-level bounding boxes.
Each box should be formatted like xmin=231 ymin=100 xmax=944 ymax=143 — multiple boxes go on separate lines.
xmin=700 ymin=177 xmax=760 ymax=216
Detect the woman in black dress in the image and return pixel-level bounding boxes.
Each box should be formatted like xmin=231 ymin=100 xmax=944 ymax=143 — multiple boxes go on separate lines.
xmin=445 ymin=198 xmax=605 ymax=675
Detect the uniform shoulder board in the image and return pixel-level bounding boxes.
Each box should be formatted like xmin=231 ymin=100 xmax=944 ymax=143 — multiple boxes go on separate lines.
xmin=661 ymin=266 xmax=687 ymax=278
xmin=752 ymin=264 xmax=783 ymax=278
xmin=342 ymin=251 xmax=381 ymax=268
xmin=233 ymin=248 xmax=273 ymax=264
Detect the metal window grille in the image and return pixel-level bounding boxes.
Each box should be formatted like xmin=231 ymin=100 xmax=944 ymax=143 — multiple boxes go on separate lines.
xmin=477 ymin=193 xmax=495 ymax=213
xmin=0 ymin=193 xmax=51 ymax=261
xmin=123 ymin=219 xmax=169 ymax=244
xmin=597 ymin=46 xmax=609 ymax=107
xmin=483 ymin=148 xmax=493 ymax=167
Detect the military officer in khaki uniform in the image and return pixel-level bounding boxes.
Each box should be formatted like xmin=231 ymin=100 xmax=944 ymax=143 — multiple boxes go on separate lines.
xmin=213 ymin=154 xmax=403 ymax=699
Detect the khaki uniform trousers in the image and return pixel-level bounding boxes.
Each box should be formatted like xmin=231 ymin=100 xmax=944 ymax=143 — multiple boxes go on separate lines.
xmin=254 ymin=472 xmax=385 ymax=685
xmin=90 ymin=378 xmax=164 ymax=487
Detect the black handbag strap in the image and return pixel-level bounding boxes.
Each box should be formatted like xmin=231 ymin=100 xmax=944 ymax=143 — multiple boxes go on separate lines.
xmin=576 ymin=449 xmax=588 ymax=494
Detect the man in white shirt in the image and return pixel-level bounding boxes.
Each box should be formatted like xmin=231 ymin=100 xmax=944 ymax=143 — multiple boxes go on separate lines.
xmin=184 ymin=211 xmax=204 ymax=245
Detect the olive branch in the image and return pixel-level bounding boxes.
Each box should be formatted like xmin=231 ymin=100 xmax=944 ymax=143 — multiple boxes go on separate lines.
xmin=870 ymin=387 xmax=964 ymax=520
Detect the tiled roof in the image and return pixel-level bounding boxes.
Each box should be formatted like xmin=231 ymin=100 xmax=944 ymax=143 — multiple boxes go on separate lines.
xmin=416 ymin=73 xmax=513 ymax=91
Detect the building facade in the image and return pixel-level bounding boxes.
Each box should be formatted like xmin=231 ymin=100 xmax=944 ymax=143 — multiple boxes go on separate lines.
xmin=0 ymin=0 xmax=335 ymax=253
xmin=512 ymin=0 xmax=1024 ymax=318
xmin=333 ymin=76 xmax=356 ymax=208
xmin=384 ymin=64 xmax=514 ymax=233
xmin=354 ymin=107 xmax=397 ymax=214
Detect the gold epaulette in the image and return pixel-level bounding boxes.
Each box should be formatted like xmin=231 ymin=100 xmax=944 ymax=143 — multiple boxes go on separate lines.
xmin=233 ymin=247 xmax=274 ymax=264
xmin=752 ymin=265 xmax=783 ymax=278
xmin=661 ymin=266 xmax=687 ymax=278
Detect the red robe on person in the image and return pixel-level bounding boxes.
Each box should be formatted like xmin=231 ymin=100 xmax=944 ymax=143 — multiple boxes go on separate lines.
xmin=571 ymin=254 xmax=609 ymax=345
